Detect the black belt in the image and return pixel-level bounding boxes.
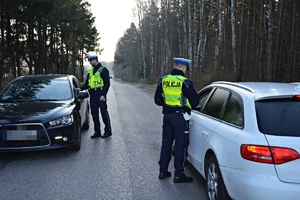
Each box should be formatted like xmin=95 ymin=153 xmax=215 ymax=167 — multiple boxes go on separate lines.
xmin=90 ymin=87 xmax=103 ymax=91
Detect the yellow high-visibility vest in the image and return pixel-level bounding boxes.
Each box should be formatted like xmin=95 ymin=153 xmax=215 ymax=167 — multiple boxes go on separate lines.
xmin=88 ymin=67 xmax=104 ymax=89
xmin=162 ymin=75 xmax=191 ymax=108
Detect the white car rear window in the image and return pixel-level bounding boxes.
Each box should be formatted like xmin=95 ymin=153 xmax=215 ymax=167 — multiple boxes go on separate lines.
xmin=256 ymin=99 xmax=300 ymax=136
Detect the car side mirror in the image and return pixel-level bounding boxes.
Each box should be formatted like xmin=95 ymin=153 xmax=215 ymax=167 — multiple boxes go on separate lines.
xmin=76 ymin=91 xmax=89 ymax=100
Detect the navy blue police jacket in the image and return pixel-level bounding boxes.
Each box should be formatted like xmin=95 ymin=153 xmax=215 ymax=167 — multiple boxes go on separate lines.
xmin=154 ymin=68 xmax=200 ymax=114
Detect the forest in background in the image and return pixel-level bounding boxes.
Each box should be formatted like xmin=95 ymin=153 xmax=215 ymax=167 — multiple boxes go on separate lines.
xmin=0 ymin=0 xmax=99 ymax=90
xmin=113 ymin=0 xmax=300 ymax=89
xmin=0 ymin=0 xmax=299 ymax=92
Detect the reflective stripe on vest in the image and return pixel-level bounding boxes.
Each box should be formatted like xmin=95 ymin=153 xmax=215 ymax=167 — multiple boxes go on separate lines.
xmin=162 ymin=75 xmax=191 ymax=108
xmin=88 ymin=67 xmax=104 ymax=89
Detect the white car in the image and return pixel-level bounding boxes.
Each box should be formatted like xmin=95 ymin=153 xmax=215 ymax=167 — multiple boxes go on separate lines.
xmin=189 ymin=81 xmax=300 ymax=200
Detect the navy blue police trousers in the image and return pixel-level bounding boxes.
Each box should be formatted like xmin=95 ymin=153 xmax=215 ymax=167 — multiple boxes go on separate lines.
xmin=90 ymin=94 xmax=112 ymax=134
xmin=158 ymin=112 xmax=189 ymax=177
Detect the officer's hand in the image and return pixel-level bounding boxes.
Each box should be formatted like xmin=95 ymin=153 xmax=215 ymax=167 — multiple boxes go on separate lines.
xmin=100 ymin=95 xmax=106 ymax=101
xmin=74 ymin=88 xmax=81 ymax=92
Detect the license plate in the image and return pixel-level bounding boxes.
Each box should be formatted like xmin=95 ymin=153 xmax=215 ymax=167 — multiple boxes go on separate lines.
xmin=5 ymin=130 xmax=37 ymax=141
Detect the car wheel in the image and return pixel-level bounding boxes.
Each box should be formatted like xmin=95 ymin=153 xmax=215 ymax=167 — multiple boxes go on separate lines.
xmin=71 ymin=122 xmax=81 ymax=151
xmin=82 ymin=111 xmax=90 ymax=130
xmin=206 ymin=155 xmax=230 ymax=200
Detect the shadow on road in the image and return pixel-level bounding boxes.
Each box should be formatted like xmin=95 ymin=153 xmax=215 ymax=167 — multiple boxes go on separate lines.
xmin=0 ymin=149 xmax=76 ymax=171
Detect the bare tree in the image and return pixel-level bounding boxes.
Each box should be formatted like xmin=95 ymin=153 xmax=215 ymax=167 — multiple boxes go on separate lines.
xmin=231 ymin=0 xmax=237 ymax=76
xmin=195 ymin=0 xmax=205 ymax=73
xmin=113 ymin=0 xmax=300 ymax=86
xmin=237 ymin=0 xmax=245 ymax=81
xmin=135 ymin=0 xmax=148 ymax=79
xmin=175 ymin=0 xmax=183 ymax=56
xmin=266 ymin=0 xmax=273 ymax=81
xmin=274 ymin=0 xmax=287 ymax=81
xmin=187 ymin=0 xmax=193 ymax=77
xmin=290 ymin=0 xmax=299 ymax=80
xmin=213 ymin=0 xmax=223 ymax=72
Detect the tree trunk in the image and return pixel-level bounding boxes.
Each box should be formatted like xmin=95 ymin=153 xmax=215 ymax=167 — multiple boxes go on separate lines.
xmin=15 ymin=19 xmax=21 ymax=77
xmin=28 ymin=12 xmax=34 ymax=75
xmin=237 ymin=0 xmax=244 ymax=81
xmin=176 ymin=0 xmax=182 ymax=57
xmin=187 ymin=0 xmax=193 ymax=77
xmin=195 ymin=0 xmax=204 ymax=73
xmin=37 ymin=19 xmax=42 ymax=74
xmin=164 ymin=0 xmax=170 ymax=74
xmin=6 ymin=13 xmax=16 ymax=78
xmin=274 ymin=0 xmax=287 ymax=81
xmin=231 ymin=0 xmax=237 ymax=77
xmin=137 ymin=0 xmax=147 ymax=79
xmin=290 ymin=0 xmax=298 ymax=80
xmin=0 ymin=2 xmax=4 ymax=89
xmin=214 ymin=0 xmax=223 ymax=72
xmin=266 ymin=0 xmax=273 ymax=81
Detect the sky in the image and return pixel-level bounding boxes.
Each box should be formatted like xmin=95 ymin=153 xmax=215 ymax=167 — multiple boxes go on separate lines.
xmin=88 ymin=0 xmax=136 ymax=62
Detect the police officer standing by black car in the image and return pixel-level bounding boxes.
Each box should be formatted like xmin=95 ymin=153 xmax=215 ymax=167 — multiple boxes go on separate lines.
xmin=154 ymin=57 xmax=200 ymax=183
xmin=75 ymin=54 xmax=112 ymax=139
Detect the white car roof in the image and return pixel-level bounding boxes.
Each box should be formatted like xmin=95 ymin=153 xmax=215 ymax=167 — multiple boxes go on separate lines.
xmin=209 ymin=81 xmax=300 ymax=100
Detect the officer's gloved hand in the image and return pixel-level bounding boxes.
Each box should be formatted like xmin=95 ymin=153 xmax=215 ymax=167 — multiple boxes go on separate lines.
xmin=183 ymin=112 xmax=191 ymax=121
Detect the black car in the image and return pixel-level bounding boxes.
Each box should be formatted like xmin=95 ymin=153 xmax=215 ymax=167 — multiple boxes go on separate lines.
xmin=0 ymin=74 xmax=90 ymax=151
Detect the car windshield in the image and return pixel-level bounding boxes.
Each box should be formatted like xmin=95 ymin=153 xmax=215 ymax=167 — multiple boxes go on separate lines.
xmin=0 ymin=79 xmax=72 ymax=102
xmin=256 ymin=98 xmax=300 ymax=137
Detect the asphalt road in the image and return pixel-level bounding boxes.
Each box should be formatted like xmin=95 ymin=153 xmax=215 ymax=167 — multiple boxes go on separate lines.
xmin=0 ymin=79 xmax=207 ymax=200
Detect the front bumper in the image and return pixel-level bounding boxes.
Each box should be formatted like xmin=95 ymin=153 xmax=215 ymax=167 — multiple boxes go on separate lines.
xmin=0 ymin=123 xmax=77 ymax=152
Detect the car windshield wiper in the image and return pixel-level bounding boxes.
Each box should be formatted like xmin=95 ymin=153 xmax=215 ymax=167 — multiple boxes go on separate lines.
xmin=34 ymin=98 xmax=59 ymax=101
xmin=12 ymin=99 xmax=38 ymax=102
xmin=0 ymin=99 xmax=16 ymax=102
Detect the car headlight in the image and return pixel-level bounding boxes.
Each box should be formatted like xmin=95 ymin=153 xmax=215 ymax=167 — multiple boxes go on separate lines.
xmin=49 ymin=114 xmax=74 ymax=127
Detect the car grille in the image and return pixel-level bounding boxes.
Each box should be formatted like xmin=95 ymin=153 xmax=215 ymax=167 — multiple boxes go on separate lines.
xmin=0 ymin=124 xmax=50 ymax=148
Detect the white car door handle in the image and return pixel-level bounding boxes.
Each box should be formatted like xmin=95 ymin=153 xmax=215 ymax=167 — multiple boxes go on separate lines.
xmin=202 ymin=131 xmax=209 ymax=137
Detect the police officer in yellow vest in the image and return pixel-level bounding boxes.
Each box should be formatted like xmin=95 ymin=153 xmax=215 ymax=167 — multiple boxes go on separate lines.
xmin=154 ymin=57 xmax=200 ymax=183
xmin=75 ymin=54 xmax=112 ymax=139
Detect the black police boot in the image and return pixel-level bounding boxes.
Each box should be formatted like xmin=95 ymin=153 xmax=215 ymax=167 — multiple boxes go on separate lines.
xmin=91 ymin=133 xmax=101 ymax=139
xmin=158 ymin=171 xmax=171 ymax=179
xmin=173 ymin=173 xmax=193 ymax=183
xmin=101 ymin=132 xmax=112 ymax=138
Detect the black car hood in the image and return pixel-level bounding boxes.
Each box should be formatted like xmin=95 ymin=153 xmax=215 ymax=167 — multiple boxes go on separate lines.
xmin=0 ymin=101 xmax=75 ymax=124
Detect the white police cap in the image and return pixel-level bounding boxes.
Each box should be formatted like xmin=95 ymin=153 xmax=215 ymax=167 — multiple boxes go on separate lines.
xmin=174 ymin=57 xmax=191 ymax=66
xmin=87 ymin=54 xmax=98 ymax=61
